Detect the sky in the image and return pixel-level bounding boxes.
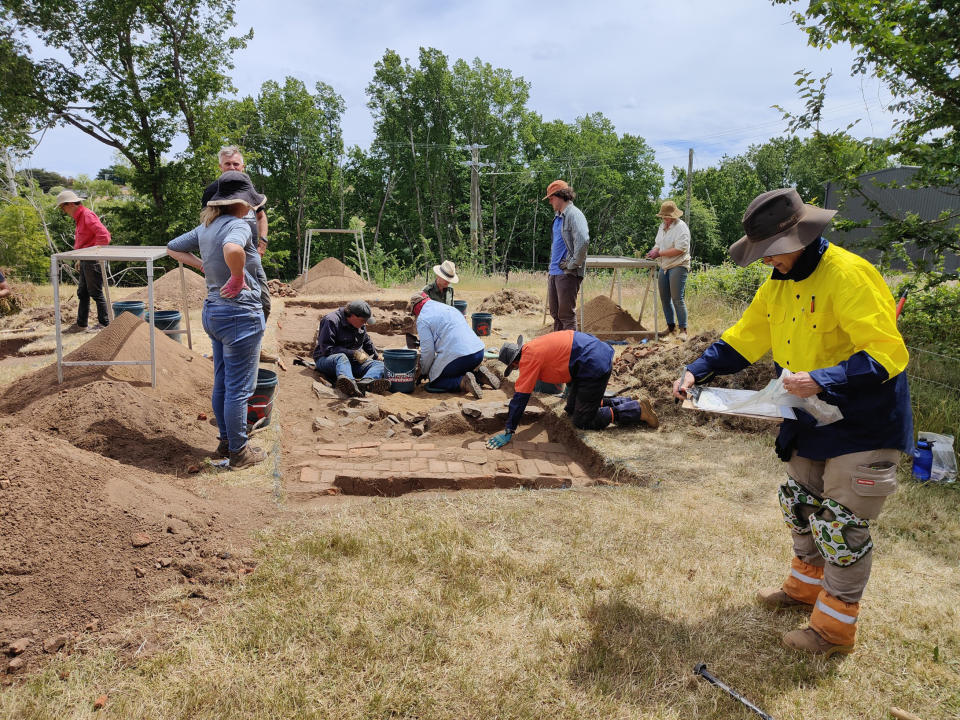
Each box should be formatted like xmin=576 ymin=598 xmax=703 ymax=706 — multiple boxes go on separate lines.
xmin=23 ymin=0 xmax=897 ymax=188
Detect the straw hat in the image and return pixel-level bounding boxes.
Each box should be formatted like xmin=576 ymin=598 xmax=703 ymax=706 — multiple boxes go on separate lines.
xmin=728 ymin=188 xmax=836 ymax=267
xmin=55 ymin=190 xmax=82 ymax=206
xmin=433 ymin=260 xmax=459 ymax=284
xmin=656 ymin=200 xmax=683 ymax=219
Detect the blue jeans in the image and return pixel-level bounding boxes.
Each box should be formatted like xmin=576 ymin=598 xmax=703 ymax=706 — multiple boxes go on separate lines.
xmin=202 ymin=303 xmax=265 ymax=453
xmin=315 ymin=353 xmax=385 ymax=383
xmin=425 ymin=349 xmax=484 ymax=392
xmin=658 ymin=266 xmax=688 ymax=328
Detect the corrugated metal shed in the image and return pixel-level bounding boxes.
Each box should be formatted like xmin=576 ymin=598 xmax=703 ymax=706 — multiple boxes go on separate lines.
xmin=824 ymin=166 xmax=960 ymax=272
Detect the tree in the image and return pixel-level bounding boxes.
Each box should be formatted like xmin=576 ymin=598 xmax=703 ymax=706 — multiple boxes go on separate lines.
xmin=1 ymin=0 xmax=251 ymax=239
xmin=772 ymin=0 xmax=960 ymax=284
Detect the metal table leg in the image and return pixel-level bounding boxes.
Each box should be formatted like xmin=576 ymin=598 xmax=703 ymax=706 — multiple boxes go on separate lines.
xmin=52 ymin=255 xmax=63 ymax=384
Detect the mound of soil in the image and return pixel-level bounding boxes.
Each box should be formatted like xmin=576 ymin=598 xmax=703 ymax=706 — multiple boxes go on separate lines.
xmin=128 ymin=267 xmax=208 ymax=311
xmin=0 ymin=427 xmax=257 ymax=677
xmin=0 ymin=312 xmax=213 ymax=419
xmin=298 ymin=257 xmax=379 ymax=295
xmin=610 ymin=330 xmax=777 ymax=433
xmin=0 ymin=296 xmax=78 ymax=332
xmin=267 ymin=279 xmax=297 ymax=297
xmin=581 ymin=295 xmax=647 ymax=334
xmin=19 ymin=380 xmax=219 ymax=473
xmin=478 ymin=289 xmax=541 ymax=315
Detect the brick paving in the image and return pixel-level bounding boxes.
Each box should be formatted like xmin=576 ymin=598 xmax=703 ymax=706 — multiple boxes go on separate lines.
xmin=290 ymin=439 xmax=596 ymax=496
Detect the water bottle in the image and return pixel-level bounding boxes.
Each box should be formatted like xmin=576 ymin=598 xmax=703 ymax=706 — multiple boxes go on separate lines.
xmin=912 ymin=439 xmax=934 ymax=481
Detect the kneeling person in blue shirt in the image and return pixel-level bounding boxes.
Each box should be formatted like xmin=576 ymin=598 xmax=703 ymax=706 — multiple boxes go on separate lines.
xmin=313 ymin=299 xmax=389 ymax=397
xmin=408 ymin=292 xmax=500 ymax=398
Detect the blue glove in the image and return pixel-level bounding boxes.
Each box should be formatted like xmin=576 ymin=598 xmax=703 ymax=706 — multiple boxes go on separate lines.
xmin=487 ymin=432 xmax=513 ymax=449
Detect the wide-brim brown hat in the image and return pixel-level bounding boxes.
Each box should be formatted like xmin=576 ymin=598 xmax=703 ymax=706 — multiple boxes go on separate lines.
xmin=433 ymin=259 xmax=459 ymax=284
xmin=201 ymin=171 xmax=266 ymax=210
xmin=728 ymin=188 xmax=836 ymax=267
xmin=498 ymin=335 xmax=524 ymax=376
xmin=656 ymin=200 xmax=683 ymax=219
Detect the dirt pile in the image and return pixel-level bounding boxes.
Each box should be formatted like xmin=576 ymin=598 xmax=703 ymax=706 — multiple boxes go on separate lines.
xmin=0 ymin=427 xmax=256 ymax=676
xmin=581 ymin=295 xmax=647 ymax=334
xmin=478 ymin=289 xmax=541 ymax=315
xmin=297 ymin=257 xmax=378 ymax=295
xmin=610 ymin=330 xmax=777 ymax=433
xmin=0 ymin=312 xmax=213 ymax=419
xmin=128 ymin=267 xmax=208 ymax=311
xmin=0 ymin=296 xmax=78 ymax=331
xmin=267 ymin=278 xmax=297 ymax=297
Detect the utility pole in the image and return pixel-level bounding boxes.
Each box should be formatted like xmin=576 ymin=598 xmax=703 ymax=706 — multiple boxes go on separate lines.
xmin=458 ymin=144 xmax=493 ymax=265
xmin=687 ymin=148 xmax=694 ymax=258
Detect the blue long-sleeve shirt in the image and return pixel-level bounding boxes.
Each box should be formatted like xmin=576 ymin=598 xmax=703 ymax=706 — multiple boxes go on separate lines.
xmin=416 ymin=300 xmax=484 ymax=381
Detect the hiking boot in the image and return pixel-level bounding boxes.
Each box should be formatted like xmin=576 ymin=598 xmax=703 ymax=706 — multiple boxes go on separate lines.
xmin=460 ymin=372 xmax=482 ymax=399
xmin=678 ymin=327 xmax=688 ymax=341
xmin=782 ymin=626 xmax=854 ymax=658
xmin=756 ymin=587 xmax=813 ymax=611
xmin=639 ymin=398 xmax=659 ymax=428
xmin=229 ymin=444 xmax=265 ymax=470
xmin=215 ymin=439 xmax=230 ymax=458
xmin=64 ymin=324 xmax=86 ymax=334
xmin=473 ymin=364 xmax=501 ymax=389
xmin=336 ymin=375 xmax=361 ymax=397
xmin=358 ymin=377 xmax=391 ymax=395
xmin=86 ymin=323 xmax=106 ymax=333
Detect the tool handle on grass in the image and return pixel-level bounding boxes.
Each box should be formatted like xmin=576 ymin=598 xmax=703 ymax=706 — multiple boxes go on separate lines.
xmin=890 ymin=708 xmax=924 ymax=720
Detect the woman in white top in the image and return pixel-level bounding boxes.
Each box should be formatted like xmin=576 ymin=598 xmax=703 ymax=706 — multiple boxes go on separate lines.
xmin=646 ymin=200 xmax=691 ymax=340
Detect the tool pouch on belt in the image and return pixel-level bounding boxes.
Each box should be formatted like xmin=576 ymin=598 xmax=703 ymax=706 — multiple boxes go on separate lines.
xmin=352 ymin=349 xmax=370 ymax=365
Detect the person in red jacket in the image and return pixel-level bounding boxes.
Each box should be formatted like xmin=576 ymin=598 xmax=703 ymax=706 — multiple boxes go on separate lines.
xmin=57 ymin=190 xmax=111 ymax=332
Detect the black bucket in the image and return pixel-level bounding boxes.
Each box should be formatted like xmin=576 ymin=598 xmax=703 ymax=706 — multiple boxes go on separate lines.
xmin=471 ymin=312 xmax=492 ymax=336
xmin=247 ymin=368 xmax=278 ymax=430
xmin=453 ymin=300 xmax=468 ymax=315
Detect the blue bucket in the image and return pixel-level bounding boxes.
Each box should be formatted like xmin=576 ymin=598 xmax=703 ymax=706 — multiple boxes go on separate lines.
xmin=383 ymin=348 xmax=418 ymax=393
xmin=247 ymin=368 xmax=278 ymax=430
xmin=112 ymin=300 xmax=146 ymax=319
xmin=471 ymin=312 xmax=493 ymax=336
xmin=453 ymin=300 xmax=468 ymax=315
xmin=146 ymin=310 xmax=183 ymax=343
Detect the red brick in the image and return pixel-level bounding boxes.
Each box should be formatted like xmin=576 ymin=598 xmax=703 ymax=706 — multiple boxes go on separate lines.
xmin=408 ymin=457 xmax=429 ymax=471
xmin=523 ymin=450 xmax=546 ymax=460
xmin=513 ymin=440 xmax=535 ymax=451
xmin=496 ymin=460 xmax=518 ymax=474
xmin=299 ymin=467 xmax=320 ymax=484
xmin=322 ymin=443 xmax=349 ymax=452
xmin=567 ymin=461 xmax=588 ymax=477
xmin=391 ymin=460 xmax=410 ymax=472
xmin=461 ymin=452 xmax=487 ymax=464
xmin=538 ymin=442 xmax=566 ymax=454
xmin=534 ymin=459 xmax=558 ymax=476
xmin=311 ymin=459 xmax=345 ymax=469
xmin=416 ymin=442 xmax=437 ymax=450
xmin=381 ymin=442 xmax=412 ymax=451
xmin=320 ymin=469 xmax=337 ymax=485
xmin=428 ymin=459 xmax=446 ymax=473
xmin=417 ymin=449 xmax=443 ymax=458
xmin=373 ymin=461 xmax=392 ymax=471
xmin=464 ymin=462 xmax=485 ymax=474
xmin=383 ymin=450 xmax=417 ymax=459
xmin=517 ymin=459 xmax=539 ymax=477
xmin=447 ymin=461 xmax=466 ymax=474
xmin=467 ymin=441 xmax=487 ymax=451
xmin=316 ymin=448 xmax=347 ymax=457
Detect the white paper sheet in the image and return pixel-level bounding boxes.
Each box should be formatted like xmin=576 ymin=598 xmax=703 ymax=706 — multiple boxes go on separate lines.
xmin=692 ymin=387 xmax=797 ymax=420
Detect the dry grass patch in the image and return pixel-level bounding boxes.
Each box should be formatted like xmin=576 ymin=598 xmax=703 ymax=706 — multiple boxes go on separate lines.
xmin=3 ymin=461 xmax=957 ymax=719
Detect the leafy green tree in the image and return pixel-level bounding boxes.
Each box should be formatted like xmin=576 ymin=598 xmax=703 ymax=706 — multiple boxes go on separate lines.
xmin=772 ymin=0 xmax=960 ymax=284
xmin=0 ymin=196 xmax=52 ymax=279
xmin=1 ymin=0 xmax=251 ymax=240
xmin=16 ymin=168 xmax=70 ymax=193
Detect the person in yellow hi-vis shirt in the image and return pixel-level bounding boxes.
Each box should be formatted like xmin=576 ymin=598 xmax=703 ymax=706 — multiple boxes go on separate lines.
xmin=674 ymin=188 xmax=912 ymax=657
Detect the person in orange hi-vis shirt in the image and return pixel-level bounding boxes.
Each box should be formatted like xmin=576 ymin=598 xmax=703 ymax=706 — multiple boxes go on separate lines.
xmin=487 ymin=330 xmax=658 ymax=449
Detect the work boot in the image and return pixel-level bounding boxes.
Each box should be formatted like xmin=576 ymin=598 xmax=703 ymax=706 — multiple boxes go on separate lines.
xmin=215 ymin=438 xmax=229 ymax=458
xmin=358 ymin=377 xmax=391 ymax=395
xmin=336 ymin=375 xmax=361 ymax=397
xmin=473 ymin=364 xmax=501 ymax=389
xmin=782 ymin=626 xmax=854 ymax=658
xmin=678 ymin=327 xmax=688 ymax=342
xmin=86 ymin=323 xmax=106 ymax=333
xmin=756 ymin=587 xmax=813 ymax=611
xmin=229 ymin=444 xmax=265 ymax=470
xmin=460 ymin=372 xmax=482 ymax=399
xmin=639 ymin=398 xmax=659 ymax=428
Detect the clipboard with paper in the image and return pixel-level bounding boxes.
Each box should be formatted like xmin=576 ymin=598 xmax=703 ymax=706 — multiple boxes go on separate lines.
xmin=681 ymin=370 xmax=844 ymax=425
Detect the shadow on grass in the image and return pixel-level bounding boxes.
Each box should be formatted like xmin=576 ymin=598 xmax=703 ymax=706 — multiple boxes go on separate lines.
xmin=569 ymin=596 xmax=840 ymax=719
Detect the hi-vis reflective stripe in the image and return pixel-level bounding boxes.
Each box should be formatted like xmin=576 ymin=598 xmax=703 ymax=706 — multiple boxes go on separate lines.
xmin=816 ymin=598 xmax=857 ymax=624
xmin=791 ymin=568 xmax=822 ymax=585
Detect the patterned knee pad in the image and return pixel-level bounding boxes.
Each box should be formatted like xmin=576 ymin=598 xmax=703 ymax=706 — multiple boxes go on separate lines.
xmin=810 ymin=498 xmax=873 ymax=567
xmin=778 ymin=476 xmax=822 ymax=534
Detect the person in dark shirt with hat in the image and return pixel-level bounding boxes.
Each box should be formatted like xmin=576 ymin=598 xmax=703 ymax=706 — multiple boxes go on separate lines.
xmin=487 ymin=330 xmax=658 ymax=448
xmin=423 ymin=260 xmax=459 ymax=305
xmin=312 ymin=299 xmax=390 ymax=397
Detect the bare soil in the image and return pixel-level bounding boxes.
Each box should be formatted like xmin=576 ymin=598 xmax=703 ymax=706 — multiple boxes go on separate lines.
xmin=478 ymin=289 xmax=541 ymax=315
xmin=128 ymin=267 xmax=208 ymax=311
xmin=297 ymin=257 xmax=379 ymax=295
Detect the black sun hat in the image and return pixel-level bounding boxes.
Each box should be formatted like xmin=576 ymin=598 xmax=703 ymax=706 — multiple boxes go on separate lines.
xmin=498 ymin=335 xmax=524 ymax=376
xmin=201 ymin=171 xmax=266 ymax=210
xmin=728 ymin=188 xmax=836 ymax=266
